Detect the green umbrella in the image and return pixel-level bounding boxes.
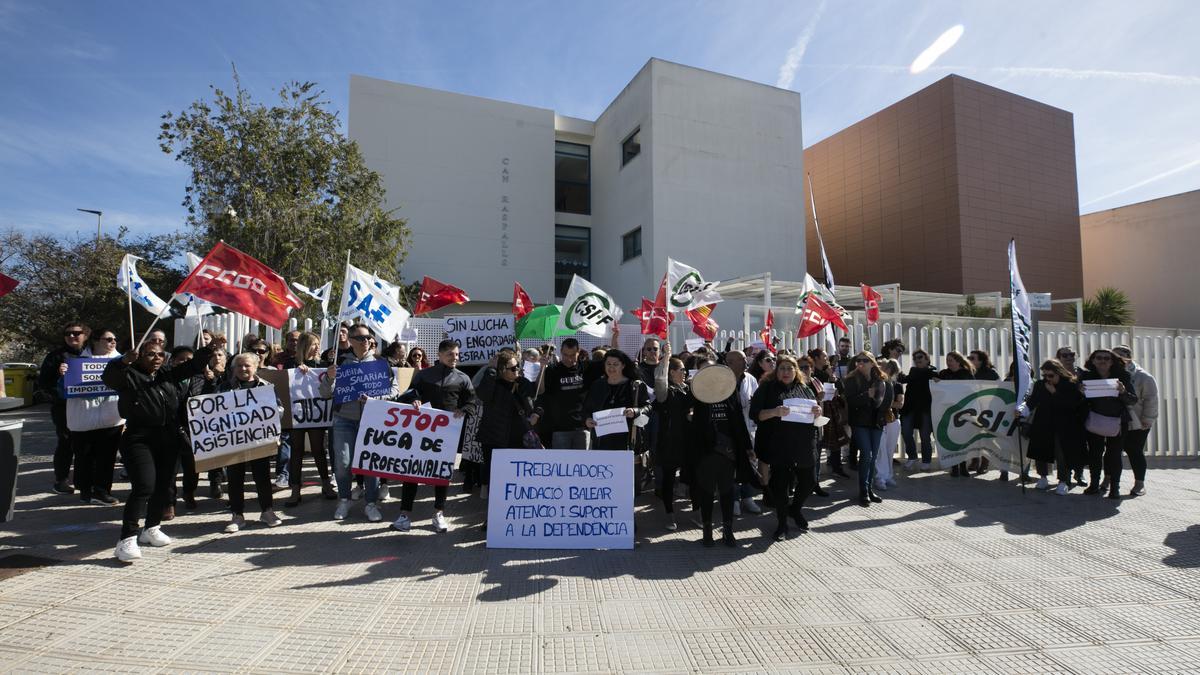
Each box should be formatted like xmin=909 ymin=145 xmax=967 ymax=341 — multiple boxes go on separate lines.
xmin=516 ymin=304 xmax=575 ymax=340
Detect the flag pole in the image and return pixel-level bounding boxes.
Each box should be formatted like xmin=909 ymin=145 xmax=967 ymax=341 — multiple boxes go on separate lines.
xmin=124 ymin=256 xmax=136 ymax=353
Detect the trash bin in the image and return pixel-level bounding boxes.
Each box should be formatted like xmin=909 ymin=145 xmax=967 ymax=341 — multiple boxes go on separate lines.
xmin=0 ymin=419 xmax=21 ymax=522
xmin=1 ymin=364 xmax=38 ymax=408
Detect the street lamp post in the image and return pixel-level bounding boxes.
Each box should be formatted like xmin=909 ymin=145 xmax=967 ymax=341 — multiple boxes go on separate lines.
xmin=77 ymin=208 xmax=102 ymax=248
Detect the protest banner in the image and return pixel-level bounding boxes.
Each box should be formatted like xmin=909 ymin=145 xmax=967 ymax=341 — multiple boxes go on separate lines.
xmin=332 ymin=359 xmax=392 ymax=404
xmin=289 ymin=367 xmax=333 ymax=429
xmin=352 ymin=400 xmax=464 ymax=485
xmin=486 ymin=448 xmax=634 ymax=550
xmin=930 ymin=381 xmax=1022 ymax=473
xmin=255 ymin=369 xmax=294 ymax=428
xmin=186 ymin=387 xmax=281 ymax=472
xmin=444 ymin=314 xmax=516 ymax=365
xmin=63 ymin=357 xmax=118 ymax=398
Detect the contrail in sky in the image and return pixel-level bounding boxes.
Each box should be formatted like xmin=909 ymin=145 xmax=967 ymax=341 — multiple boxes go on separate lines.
xmin=1081 ymin=155 xmax=1200 ymax=208
xmin=777 ymin=0 xmax=827 ymax=90
xmin=910 ymin=25 xmax=964 ymax=74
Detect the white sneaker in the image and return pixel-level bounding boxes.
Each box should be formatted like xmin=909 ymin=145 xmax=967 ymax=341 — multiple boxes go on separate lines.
xmin=1131 ymin=481 xmax=1146 ymax=496
xmin=1055 ymin=482 xmax=1070 ymax=496
xmin=432 ymin=511 xmax=448 ymax=533
xmin=365 ymin=502 xmax=383 ymax=523
xmin=273 ymin=474 xmax=289 ymax=490
xmin=741 ymin=497 xmax=761 ymax=514
xmin=919 ymin=462 xmax=932 ymax=471
xmin=260 ymin=509 xmax=281 ymax=527
xmin=480 ymin=485 xmax=489 ymax=501
xmin=138 ymin=525 xmax=171 ymax=547
xmin=732 ymin=499 xmax=742 ymax=517
xmin=378 ymin=484 xmax=391 ymax=503
xmin=664 ymin=512 xmax=677 ymax=531
xmin=351 ymin=485 xmax=364 ymax=501
xmin=333 ymin=499 xmax=351 ymax=520
xmin=224 ymin=515 xmax=245 ymax=533
xmin=115 ymin=536 xmax=142 ymax=562
xmin=1036 ymin=477 xmax=1050 ymax=490
xmin=391 ymin=514 xmax=412 ymax=531
xmin=903 ymin=459 xmax=917 ymax=470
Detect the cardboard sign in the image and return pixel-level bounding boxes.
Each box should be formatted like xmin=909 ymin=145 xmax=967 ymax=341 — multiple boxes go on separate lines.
xmin=351 ymin=400 xmax=464 ymax=485
xmin=63 ymin=357 xmax=118 ymax=398
xmin=186 ymin=386 xmax=281 ymax=472
xmin=444 ymin=314 xmax=516 ymax=366
xmin=486 ymin=448 xmax=634 ymax=550
xmin=289 ymin=367 xmax=333 ymax=429
xmin=256 ymin=369 xmax=294 ymax=428
xmin=332 ymin=359 xmax=392 ymax=404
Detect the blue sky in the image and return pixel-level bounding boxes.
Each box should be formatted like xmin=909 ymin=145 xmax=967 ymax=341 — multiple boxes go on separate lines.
xmin=3 ymin=0 xmax=1198 ymax=242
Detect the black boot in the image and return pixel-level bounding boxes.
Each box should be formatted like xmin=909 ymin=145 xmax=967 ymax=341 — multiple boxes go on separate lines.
xmin=722 ymin=523 xmax=736 ymax=548
xmin=813 ymin=485 xmax=830 ymax=497
xmin=868 ymin=489 xmax=883 ymax=504
xmin=950 ymin=465 xmax=960 ymax=477
xmin=790 ymin=505 xmax=809 ymax=531
xmin=772 ymin=523 xmax=788 ymax=541
xmin=702 ymin=522 xmax=715 ymax=547
xmin=858 ymin=489 xmax=870 ymax=507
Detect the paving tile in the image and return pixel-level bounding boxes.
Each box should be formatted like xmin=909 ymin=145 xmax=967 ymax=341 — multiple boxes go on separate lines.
xmin=870 ymin=618 xmax=970 ymax=658
xmin=542 ymin=602 xmax=604 ymax=634
xmin=680 ymin=629 xmax=764 ymax=670
xmin=540 ymin=633 xmax=610 ymax=673
xmin=603 ymin=632 xmax=690 ymax=671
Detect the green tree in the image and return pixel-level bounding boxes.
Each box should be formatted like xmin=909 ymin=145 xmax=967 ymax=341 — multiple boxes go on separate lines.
xmin=956 ymin=294 xmax=1010 ymax=318
xmin=1066 ymin=286 xmax=1134 ymax=326
xmin=158 ymin=68 xmax=409 ymax=321
xmin=0 ymin=228 xmax=185 ymax=362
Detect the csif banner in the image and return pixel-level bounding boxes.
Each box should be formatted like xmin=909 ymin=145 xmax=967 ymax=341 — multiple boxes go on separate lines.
xmin=555 ymin=275 xmax=623 ymax=337
xmin=665 ymin=258 xmax=722 ymax=311
xmin=930 ymin=381 xmax=1022 ymax=474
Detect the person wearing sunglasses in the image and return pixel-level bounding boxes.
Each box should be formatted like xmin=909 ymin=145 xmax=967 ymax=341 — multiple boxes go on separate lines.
xmin=65 ymin=328 xmax=123 ymax=506
xmin=1080 ymin=349 xmax=1137 ymax=498
xmin=1112 ymin=345 xmax=1157 ymax=497
xmin=103 ymin=340 xmax=213 ymax=562
xmin=747 ymin=350 xmax=776 ymax=383
xmin=473 ymin=350 xmax=535 ymax=530
xmin=899 ymin=349 xmax=936 ymax=471
xmin=843 ymin=352 xmax=894 ymax=507
xmin=1022 ymin=359 xmax=1087 ymax=495
xmin=937 ymin=351 xmax=976 ymax=477
xmin=37 ymin=321 xmax=90 ymax=494
xmin=219 ymin=352 xmax=283 ymax=533
xmin=1054 ymin=346 xmax=1087 ymax=485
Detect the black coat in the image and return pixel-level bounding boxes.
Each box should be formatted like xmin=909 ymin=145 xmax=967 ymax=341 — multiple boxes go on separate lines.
xmin=652 ymin=381 xmax=692 ymax=468
xmin=581 ymin=378 xmax=651 ymax=450
xmin=843 ymin=373 xmax=894 ymax=429
xmin=36 ymin=345 xmax=83 ymax=404
xmin=534 ymin=361 xmax=588 ymax=433
xmin=1079 ymin=369 xmax=1137 ymax=420
xmin=476 ymin=368 xmax=534 ymax=448
xmin=749 ymin=379 xmax=819 ymax=468
xmin=975 ymin=366 xmax=1000 ymax=381
xmin=1024 ymin=379 xmax=1087 ymax=465
xmin=899 ymin=366 xmax=936 ymax=416
xmin=102 ymin=347 xmax=213 ymax=429
xmin=690 ymin=393 xmax=755 ymax=484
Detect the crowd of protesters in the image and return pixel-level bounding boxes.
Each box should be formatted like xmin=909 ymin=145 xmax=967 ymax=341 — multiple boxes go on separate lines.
xmin=35 ymin=320 xmax=1159 ymax=563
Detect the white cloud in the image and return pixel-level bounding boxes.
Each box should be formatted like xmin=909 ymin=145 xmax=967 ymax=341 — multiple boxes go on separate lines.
xmin=776 ymin=0 xmax=827 ymax=90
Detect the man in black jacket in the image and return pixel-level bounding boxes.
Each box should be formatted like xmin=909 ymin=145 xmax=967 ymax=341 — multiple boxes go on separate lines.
xmin=532 ymin=338 xmax=591 ymax=450
xmin=37 ymin=321 xmax=89 ymax=494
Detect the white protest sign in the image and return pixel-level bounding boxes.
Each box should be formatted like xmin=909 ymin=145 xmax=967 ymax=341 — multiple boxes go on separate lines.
xmin=444 ymin=314 xmax=516 ymax=365
xmin=186 ymin=387 xmax=281 ymax=472
xmin=522 ymin=360 xmax=541 ymax=382
xmin=684 ymin=337 xmax=705 ymax=352
xmin=930 ymin=381 xmax=1022 ymax=473
xmin=592 ymin=407 xmax=628 ymax=437
xmin=782 ymin=398 xmax=818 ymax=424
xmin=557 ymin=275 xmax=623 ymax=337
xmin=289 ymin=368 xmax=333 ymax=429
xmin=353 ymin=400 xmax=464 ymax=485
xmin=821 ymin=382 xmax=837 ymax=401
xmin=1082 ymin=379 xmax=1120 ymax=399
xmin=486 ymin=448 xmax=634 ymax=550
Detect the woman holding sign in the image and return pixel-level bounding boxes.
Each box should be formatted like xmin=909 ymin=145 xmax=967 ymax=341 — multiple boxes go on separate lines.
xmin=1023 ymin=360 xmax=1088 ymax=495
xmin=475 ymin=351 xmax=536 ymax=528
xmin=582 ymin=349 xmax=651 ymax=452
xmin=102 ymin=342 xmax=213 ymax=563
xmin=1079 ymin=349 xmax=1137 ymax=498
xmin=750 ymin=354 xmax=823 ymax=541
xmin=844 ymin=353 xmax=894 ymax=508
xmin=65 ymin=327 xmax=123 ymax=506
xmin=220 ymin=352 xmax=283 ymax=532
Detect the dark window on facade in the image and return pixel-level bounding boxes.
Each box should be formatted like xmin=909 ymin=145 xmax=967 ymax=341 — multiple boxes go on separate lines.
xmin=621 ymin=127 xmax=641 ymax=166
xmin=555 ymin=225 xmax=591 ymax=297
xmin=555 ymin=141 xmax=590 ymax=215
xmin=622 ymin=227 xmax=642 ymax=262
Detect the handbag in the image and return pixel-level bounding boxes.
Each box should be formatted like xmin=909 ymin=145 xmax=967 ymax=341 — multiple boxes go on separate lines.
xmin=1085 ymin=412 xmax=1122 ymax=438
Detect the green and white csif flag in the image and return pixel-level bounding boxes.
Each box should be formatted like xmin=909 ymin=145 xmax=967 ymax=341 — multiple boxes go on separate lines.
xmin=665 ymin=257 xmax=722 ymax=311
xmin=1008 ymin=239 xmax=1034 ymax=415
xmin=556 ymin=275 xmax=623 ymax=337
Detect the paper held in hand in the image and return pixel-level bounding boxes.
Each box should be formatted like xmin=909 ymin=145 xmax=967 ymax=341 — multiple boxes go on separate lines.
xmin=781 ymin=398 xmax=818 ymax=424
xmin=1082 ymin=378 xmax=1120 ymax=399
xmin=592 ymin=408 xmax=628 ymax=437
xmin=821 ymin=382 xmax=837 ymax=401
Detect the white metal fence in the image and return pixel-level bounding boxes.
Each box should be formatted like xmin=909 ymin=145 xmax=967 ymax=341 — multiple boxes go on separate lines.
xmin=177 ymin=312 xmax=1200 ymax=459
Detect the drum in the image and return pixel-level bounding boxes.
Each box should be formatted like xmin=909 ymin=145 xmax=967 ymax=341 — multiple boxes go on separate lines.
xmin=691 ymin=364 xmax=737 ymax=404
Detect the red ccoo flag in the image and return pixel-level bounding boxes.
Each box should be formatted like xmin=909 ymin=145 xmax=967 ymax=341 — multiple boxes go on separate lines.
xmin=413 ymin=276 xmax=470 ymax=315
xmin=861 ymin=283 xmax=882 ymax=326
xmin=0 ymin=271 xmax=18 ymax=298
xmin=758 ymin=309 xmax=776 ymax=353
xmin=797 ymin=294 xmax=847 ymax=338
xmin=633 ymin=297 xmax=672 ymax=339
xmin=174 ymin=242 xmax=302 ymax=329
xmin=512 ymin=282 xmax=533 ymax=320
xmin=686 ymin=303 xmax=719 ymax=341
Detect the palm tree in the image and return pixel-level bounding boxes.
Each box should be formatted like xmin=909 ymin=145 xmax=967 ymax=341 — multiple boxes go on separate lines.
xmin=1066 ymin=287 xmax=1134 ymax=326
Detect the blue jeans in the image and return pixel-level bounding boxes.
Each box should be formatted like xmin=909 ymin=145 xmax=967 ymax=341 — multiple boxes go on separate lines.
xmin=901 ymin=412 xmax=933 ymax=463
xmin=329 ymin=416 xmax=378 ymax=502
xmin=851 ymin=426 xmax=883 ymax=493
xmin=275 ymin=430 xmax=292 ymax=482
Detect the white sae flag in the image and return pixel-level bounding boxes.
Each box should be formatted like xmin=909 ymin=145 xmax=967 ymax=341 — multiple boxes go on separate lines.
xmin=556 ymin=275 xmax=623 ymax=337
xmin=172 ymin=252 xmax=216 ymax=317
xmin=665 ymin=257 xmax=722 ymax=311
xmin=292 ymin=280 xmax=333 ymax=316
xmin=118 ymin=254 xmax=172 ymax=318
xmin=1008 ymin=240 xmax=1034 ymax=416
xmin=337 ymin=263 xmax=410 ymax=340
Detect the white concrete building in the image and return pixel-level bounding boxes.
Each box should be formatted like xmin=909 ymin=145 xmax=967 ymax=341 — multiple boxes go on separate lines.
xmin=349 ymin=58 xmax=807 ymax=328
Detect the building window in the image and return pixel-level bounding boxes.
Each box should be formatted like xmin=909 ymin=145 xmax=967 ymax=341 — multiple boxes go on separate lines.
xmin=622 ymin=227 xmax=642 ymax=262
xmin=555 ymin=141 xmax=590 ymax=215
xmin=621 ymin=127 xmax=641 ymax=166
xmin=555 ymin=225 xmax=591 ymax=297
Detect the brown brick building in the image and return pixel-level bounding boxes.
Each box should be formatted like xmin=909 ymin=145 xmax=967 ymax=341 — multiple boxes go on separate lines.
xmin=804 ymin=75 xmax=1083 ymax=299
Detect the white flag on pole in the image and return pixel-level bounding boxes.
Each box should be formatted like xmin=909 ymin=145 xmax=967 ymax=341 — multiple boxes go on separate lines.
xmin=292 ymin=280 xmax=333 ymax=316
xmin=173 ymin=252 xmax=216 ymax=317
xmin=665 ymin=257 xmax=722 ymax=311
xmin=337 ymin=263 xmax=410 ymax=340
xmin=1008 ymin=239 xmax=1034 ymax=415
xmin=796 ymin=274 xmax=839 ymax=354
xmin=118 ymin=254 xmax=172 ymax=318
xmin=556 ymin=275 xmax=623 ymax=337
